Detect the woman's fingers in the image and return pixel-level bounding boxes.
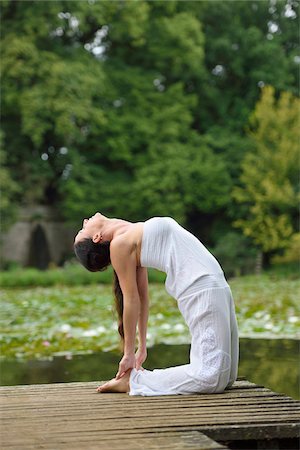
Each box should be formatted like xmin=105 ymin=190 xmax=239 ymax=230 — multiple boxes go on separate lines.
xmin=115 ymin=368 xmax=125 ymax=380
xmin=115 ymin=367 xmax=121 ymax=379
xmin=116 ymin=362 xmax=128 ymax=379
xmin=135 ymin=348 xmax=147 ymax=369
xmin=135 ymin=359 xmax=145 ymax=371
xmin=116 ymin=354 xmax=136 ymax=379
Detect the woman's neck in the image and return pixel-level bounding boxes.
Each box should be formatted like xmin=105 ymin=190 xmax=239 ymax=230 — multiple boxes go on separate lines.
xmin=102 ymin=218 xmax=132 ymax=241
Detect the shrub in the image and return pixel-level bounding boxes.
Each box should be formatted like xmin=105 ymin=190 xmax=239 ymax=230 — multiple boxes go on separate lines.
xmin=212 ymin=232 xmax=257 ymax=277
xmin=0 ymin=264 xmax=165 ymax=288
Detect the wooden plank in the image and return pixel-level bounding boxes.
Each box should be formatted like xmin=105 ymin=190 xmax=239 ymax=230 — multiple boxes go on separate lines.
xmin=1 ymin=413 xmax=299 ymax=436
xmin=0 ymin=387 xmax=289 ymax=402
xmin=4 ymin=394 xmax=296 ymax=412
xmin=2 ymin=393 xmax=288 ymax=408
xmin=0 ymin=378 xmax=260 ymax=393
xmin=1 ymin=404 xmax=299 ymax=421
xmin=0 ymin=431 xmax=228 ymax=450
xmin=0 ymin=379 xmax=299 ymax=450
xmin=0 ymin=383 xmax=281 ymax=395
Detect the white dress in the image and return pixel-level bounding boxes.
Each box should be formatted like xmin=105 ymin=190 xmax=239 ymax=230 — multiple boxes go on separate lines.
xmin=129 ymin=217 xmax=239 ymax=396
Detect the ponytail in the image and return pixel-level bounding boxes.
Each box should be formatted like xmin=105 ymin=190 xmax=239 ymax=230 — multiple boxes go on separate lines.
xmin=113 ymin=270 xmax=124 ymax=340
xmin=74 ymin=239 xmax=110 ymax=272
xmin=74 ymin=238 xmax=124 ymax=341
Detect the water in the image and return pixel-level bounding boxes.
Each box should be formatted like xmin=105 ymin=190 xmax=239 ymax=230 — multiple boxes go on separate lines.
xmin=0 ymin=338 xmax=299 ymax=399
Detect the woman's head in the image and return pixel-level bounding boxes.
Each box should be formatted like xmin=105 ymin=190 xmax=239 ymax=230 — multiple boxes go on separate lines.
xmin=74 ymin=238 xmax=111 ymax=272
xmin=74 ymin=212 xmax=110 ymax=271
xmin=74 ymin=212 xmax=106 ymax=244
xmin=74 ymin=212 xmax=124 ymax=340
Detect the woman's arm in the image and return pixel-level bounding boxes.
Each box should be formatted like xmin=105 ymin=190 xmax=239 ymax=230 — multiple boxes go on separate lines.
xmin=110 ymin=238 xmax=140 ymax=378
xmin=136 ymin=266 xmax=149 ymax=369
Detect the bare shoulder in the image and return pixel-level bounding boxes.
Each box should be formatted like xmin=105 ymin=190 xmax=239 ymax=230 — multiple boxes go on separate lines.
xmin=110 ymin=222 xmax=144 ymax=261
xmin=110 ymin=234 xmax=132 ymax=255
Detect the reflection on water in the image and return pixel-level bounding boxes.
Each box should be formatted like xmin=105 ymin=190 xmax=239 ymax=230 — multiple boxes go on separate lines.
xmin=239 ymin=338 xmax=299 ymax=399
xmin=0 ymin=339 xmax=299 ymax=399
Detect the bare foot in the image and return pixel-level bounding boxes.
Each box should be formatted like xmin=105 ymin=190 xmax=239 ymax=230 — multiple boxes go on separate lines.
xmin=96 ymin=369 xmax=131 ymax=393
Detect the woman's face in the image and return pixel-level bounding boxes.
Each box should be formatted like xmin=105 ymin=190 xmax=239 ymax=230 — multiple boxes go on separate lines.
xmin=74 ymin=212 xmax=103 ymax=243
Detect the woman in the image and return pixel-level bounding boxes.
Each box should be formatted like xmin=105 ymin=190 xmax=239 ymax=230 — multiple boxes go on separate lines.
xmin=74 ymin=212 xmax=239 ymax=396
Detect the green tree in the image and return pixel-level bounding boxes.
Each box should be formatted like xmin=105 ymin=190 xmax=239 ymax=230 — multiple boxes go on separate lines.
xmin=194 ymin=0 xmax=298 ymax=132
xmin=0 ymin=131 xmax=19 ymax=230
xmin=233 ymin=85 xmax=299 ymax=255
xmin=1 ymin=2 xmax=107 ymax=205
xmin=1 ymin=0 xmax=298 ymax=250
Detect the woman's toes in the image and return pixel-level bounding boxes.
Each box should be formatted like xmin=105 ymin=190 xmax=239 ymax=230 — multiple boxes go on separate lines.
xmin=96 ymin=377 xmax=128 ymax=393
xmin=96 ymin=382 xmax=110 ymax=392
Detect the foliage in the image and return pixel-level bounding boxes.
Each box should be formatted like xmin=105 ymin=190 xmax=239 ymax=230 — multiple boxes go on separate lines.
xmin=212 ymin=232 xmax=257 ymax=277
xmin=0 ymin=131 xmax=19 ymax=230
xmin=0 ymin=269 xmax=299 ymax=360
xmin=195 ymin=0 xmax=298 ymax=131
xmin=233 ymin=86 xmax=300 ymax=253
xmin=231 ymin=272 xmax=299 ymax=337
xmin=271 ymin=233 xmax=300 ymax=264
xmin=1 ymin=0 xmax=298 ymax=256
xmin=0 ymin=265 xmax=166 ymax=288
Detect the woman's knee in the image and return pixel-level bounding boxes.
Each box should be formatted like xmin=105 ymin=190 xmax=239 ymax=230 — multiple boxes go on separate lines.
xmin=212 ymin=373 xmax=231 ymax=393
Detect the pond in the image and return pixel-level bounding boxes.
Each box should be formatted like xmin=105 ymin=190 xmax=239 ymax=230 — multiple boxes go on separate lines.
xmin=1 ymin=338 xmax=299 ymax=400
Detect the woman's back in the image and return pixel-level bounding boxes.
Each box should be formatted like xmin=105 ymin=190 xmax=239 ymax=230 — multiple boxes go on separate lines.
xmin=140 ymin=217 xmax=227 ymax=300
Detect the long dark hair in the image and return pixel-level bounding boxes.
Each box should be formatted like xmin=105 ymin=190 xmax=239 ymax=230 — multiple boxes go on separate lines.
xmin=74 ymin=238 xmax=124 ymax=340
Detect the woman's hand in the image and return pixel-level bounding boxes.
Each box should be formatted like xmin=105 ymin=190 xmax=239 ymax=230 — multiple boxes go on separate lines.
xmin=135 ymin=347 xmax=147 ymax=370
xmin=115 ymin=353 xmax=135 ymax=380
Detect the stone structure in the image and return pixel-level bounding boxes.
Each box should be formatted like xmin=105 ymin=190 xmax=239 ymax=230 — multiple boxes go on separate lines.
xmin=1 ymin=206 xmax=77 ymax=269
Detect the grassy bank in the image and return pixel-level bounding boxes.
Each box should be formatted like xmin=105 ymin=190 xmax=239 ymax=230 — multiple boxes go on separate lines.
xmin=0 ymin=264 xmax=166 ymax=287
xmin=0 ymin=262 xmax=297 ymax=288
xmin=0 ymin=266 xmax=299 ymax=360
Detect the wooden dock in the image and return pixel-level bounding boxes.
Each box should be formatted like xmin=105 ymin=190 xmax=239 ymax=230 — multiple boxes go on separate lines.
xmin=0 ymin=379 xmax=299 ymax=450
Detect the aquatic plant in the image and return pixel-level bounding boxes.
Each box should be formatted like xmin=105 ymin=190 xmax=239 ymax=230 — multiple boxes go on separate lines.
xmin=0 ymin=272 xmax=299 ymax=360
